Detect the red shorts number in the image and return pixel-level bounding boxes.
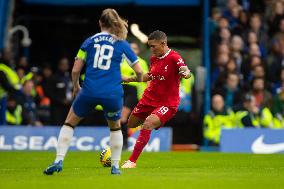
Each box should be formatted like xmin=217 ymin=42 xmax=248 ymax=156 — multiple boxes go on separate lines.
xmin=157 ymin=106 xmax=169 ymax=115
xmin=132 ymin=103 xmax=177 ymax=126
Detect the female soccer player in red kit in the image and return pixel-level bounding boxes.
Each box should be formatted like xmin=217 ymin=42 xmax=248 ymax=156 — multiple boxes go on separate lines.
xmin=121 ymin=30 xmax=191 ymax=168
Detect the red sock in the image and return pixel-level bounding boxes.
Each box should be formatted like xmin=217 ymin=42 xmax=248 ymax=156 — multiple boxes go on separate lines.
xmin=129 ymin=129 xmax=151 ymax=163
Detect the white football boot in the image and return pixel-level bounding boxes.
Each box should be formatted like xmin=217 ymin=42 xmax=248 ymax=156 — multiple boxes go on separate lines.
xmin=121 ymin=160 xmax=136 ymax=168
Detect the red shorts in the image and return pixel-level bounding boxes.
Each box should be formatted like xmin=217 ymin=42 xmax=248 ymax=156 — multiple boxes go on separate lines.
xmin=131 ymin=102 xmax=178 ymax=126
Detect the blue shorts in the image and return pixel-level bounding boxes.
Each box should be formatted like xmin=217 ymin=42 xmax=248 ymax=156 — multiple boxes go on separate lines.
xmin=72 ymin=92 xmax=123 ymax=121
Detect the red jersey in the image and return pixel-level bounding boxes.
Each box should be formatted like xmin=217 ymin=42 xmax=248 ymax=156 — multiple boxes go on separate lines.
xmin=140 ymin=49 xmax=187 ymax=107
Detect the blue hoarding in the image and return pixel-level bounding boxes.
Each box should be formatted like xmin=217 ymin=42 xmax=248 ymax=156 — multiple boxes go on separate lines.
xmin=0 ymin=126 xmax=172 ymax=151
xmin=220 ymin=128 xmax=284 ymax=154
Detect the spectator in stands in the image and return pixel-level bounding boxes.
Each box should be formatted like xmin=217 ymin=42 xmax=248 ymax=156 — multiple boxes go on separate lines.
xmin=47 ymin=57 xmax=72 ymax=125
xmin=21 ymin=80 xmax=42 ymax=126
xmin=226 ymin=58 xmax=238 ymax=73
xmin=222 ymin=0 xmax=240 ymax=28
xmin=0 ymin=49 xmax=21 ymax=125
xmin=245 ymin=13 xmax=268 ymax=51
xmin=6 ymin=94 xmax=23 ymax=125
xmin=218 ymin=43 xmax=230 ymax=55
xmin=241 ymin=55 xmax=262 ymax=82
xmin=41 ymin=64 xmax=53 ymax=89
xmin=269 ymin=36 xmax=284 ymax=83
xmin=272 ymin=67 xmax=284 ymax=95
xmin=230 ymin=35 xmax=244 ymax=72
xmin=213 ymin=43 xmax=230 ymax=65
xmin=246 ymin=64 xmax=266 ymax=83
xmin=250 ymin=77 xmax=272 ymax=109
xmin=213 ymin=72 xmax=242 ymax=109
xmin=246 ymin=31 xmax=267 ymax=58
xmin=235 ymin=93 xmax=274 ymax=128
xmin=225 ymin=5 xmax=242 ymax=30
xmin=33 ymin=69 xmax=50 ymax=125
xmin=267 ymin=0 xmax=284 ymax=36
xmin=17 ymin=56 xmax=30 ymax=73
xmin=16 ymin=66 xmax=26 ymax=83
xmin=209 ymin=7 xmax=222 ymax=36
xmin=212 ymin=53 xmax=229 ymax=88
xmin=219 ymin=28 xmax=232 ymax=45
xmin=272 ymin=81 xmax=284 ymax=128
xmin=273 ymin=17 xmax=284 ymax=42
xmin=249 ymin=43 xmax=262 ymax=57
xmin=216 ymin=58 xmax=239 ymax=87
xmin=250 ymin=55 xmax=262 ymax=68
xmin=232 ymin=10 xmax=249 ymax=35
xmin=241 ymin=43 xmax=263 ymax=82
xmin=16 ymin=57 xmax=35 ymax=85
xmin=218 ymin=16 xmax=230 ymax=30
xmin=203 ymin=94 xmax=235 ymax=146
xmin=211 ymin=17 xmax=230 ymax=60
xmin=252 ymin=65 xmax=266 ymax=79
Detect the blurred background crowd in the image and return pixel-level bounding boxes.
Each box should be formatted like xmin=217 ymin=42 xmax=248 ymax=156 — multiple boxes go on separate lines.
xmin=1 ymin=0 xmax=284 ymax=147
xmin=205 ymin=0 xmax=284 ymax=145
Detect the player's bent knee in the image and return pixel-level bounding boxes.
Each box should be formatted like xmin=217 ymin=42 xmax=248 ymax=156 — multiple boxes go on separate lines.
xmin=64 ymin=108 xmax=82 ymax=127
xmin=142 ymin=122 xmax=154 ymax=130
xmin=143 ymin=116 xmax=161 ymax=130
xmin=126 ymin=121 xmax=136 ymax=128
xmin=120 ymin=117 xmax=128 ymax=125
xmin=126 ymin=117 xmax=136 ymax=128
xmin=142 ymin=120 xmax=154 ymax=130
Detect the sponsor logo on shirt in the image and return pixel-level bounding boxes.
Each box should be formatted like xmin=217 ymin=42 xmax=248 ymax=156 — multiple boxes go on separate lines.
xmin=151 ymin=75 xmax=165 ymax=81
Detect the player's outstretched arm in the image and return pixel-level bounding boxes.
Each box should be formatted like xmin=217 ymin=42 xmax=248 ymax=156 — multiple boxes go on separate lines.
xmin=72 ymin=58 xmax=84 ymax=97
xmin=122 ymin=61 xmax=150 ymax=83
xmin=132 ymin=61 xmax=144 ymax=82
xmin=179 ymin=66 xmax=191 ymax=79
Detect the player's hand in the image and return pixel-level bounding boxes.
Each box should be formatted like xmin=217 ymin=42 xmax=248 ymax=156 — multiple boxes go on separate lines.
xmin=122 ymin=76 xmax=136 ymax=83
xmin=179 ymin=67 xmax=191 ymax=79
xmin=72 ymin=85 xmax=81 ymax=98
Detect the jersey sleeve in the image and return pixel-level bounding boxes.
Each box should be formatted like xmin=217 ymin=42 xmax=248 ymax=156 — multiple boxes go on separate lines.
xmin=172 ymin=53 xmax=187 ymax=70
xmin=122 ymin=41 xmax=139 ymax=67
xmin=139 ymin=57 xmax=149 ymax=73
xmin=147 ymin=56 xmax=155 ymax=74
xmin=76 ymin=38 xmax=89 ymax=62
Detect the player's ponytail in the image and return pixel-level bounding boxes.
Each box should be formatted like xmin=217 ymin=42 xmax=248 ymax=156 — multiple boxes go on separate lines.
xmin=100 ymin=9 xmax=128 ymax=40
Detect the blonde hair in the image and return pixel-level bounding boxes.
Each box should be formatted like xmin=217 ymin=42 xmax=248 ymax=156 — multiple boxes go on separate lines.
xmin=100 ymin=8 xmax=128 ymax=40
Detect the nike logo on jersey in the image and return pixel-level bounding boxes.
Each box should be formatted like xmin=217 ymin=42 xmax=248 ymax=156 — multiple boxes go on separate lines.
xmin=251 ymin=135 xmax=284 ymax=154
xmin=133 ymin=107 xmax=139 ymax=113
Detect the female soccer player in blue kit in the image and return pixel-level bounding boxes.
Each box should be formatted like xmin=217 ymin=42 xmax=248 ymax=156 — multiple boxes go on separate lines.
xmin=44 ymin=8 xmax=143 ymax=175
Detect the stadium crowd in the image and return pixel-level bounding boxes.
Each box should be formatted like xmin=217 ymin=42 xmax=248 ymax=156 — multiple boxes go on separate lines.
xmin=0 ymin=0 xmax=284 ymax=146
xmin=205 ymin=0 xmax=284 ymax=145
xmin=0 ymin=53 xmax=73 ymax=126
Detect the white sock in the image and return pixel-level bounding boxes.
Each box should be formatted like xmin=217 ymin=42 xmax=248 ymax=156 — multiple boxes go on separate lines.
xmin=55 ymin=125 xmax=74 ymax=163
xmin=110 ymin=130 xmax=123 ymax=168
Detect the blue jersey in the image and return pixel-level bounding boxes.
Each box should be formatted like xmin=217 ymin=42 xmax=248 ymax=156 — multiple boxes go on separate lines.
xmin=76 ymin=32 xmax=138 ymax=98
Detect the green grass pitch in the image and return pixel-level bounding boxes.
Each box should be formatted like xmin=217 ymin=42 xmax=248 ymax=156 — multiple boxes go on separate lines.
xmin=0 ymin=151 xmax=283 ymax=189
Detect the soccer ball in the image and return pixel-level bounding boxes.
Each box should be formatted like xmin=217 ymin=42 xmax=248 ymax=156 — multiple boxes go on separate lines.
xmin=99 ymin=147 xmax=111 ymax=167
